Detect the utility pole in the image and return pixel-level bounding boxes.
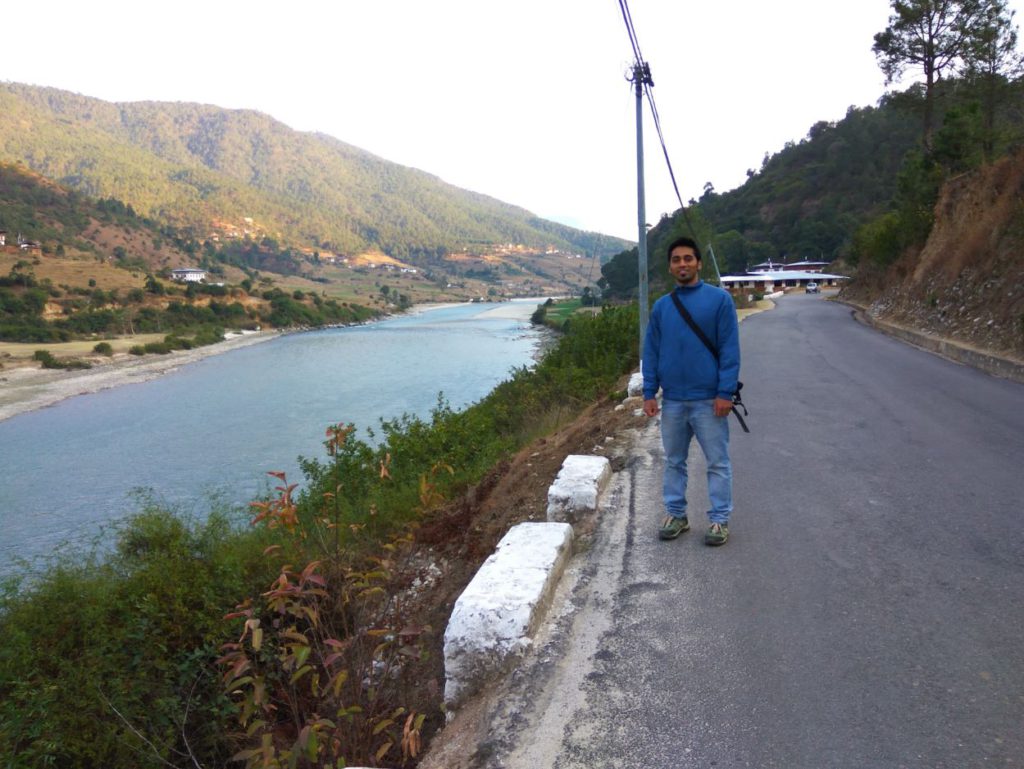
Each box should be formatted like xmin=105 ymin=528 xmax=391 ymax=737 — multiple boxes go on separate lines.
xmin=630 ymin=61 xmax=654 ymax=360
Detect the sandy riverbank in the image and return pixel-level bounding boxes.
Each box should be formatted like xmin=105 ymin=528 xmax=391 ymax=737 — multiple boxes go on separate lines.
xmin=0 ymin=330 xmax=280 ymax=423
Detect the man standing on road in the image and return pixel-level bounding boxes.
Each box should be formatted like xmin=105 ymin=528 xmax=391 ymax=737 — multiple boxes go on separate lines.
xmin=642 ymin=236 xmax=740 ymax=546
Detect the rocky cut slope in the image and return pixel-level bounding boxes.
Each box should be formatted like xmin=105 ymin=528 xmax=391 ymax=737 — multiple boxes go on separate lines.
xmin=842 ymin=150 xmax=1024 ymax=361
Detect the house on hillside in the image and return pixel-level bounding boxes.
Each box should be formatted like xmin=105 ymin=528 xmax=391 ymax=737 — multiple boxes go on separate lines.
xmin=15 ymin=233 xmax=40 ymax=251
xmin=171 ymin=268 xmax=207 ymax=283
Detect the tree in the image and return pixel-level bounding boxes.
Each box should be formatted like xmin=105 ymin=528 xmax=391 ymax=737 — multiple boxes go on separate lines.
xmin=873 ymin=0 xmax=991 ymax=151
xmin=145 ymin=274 xmax=165 ymax=295
xmin=962 ymin=0 xmax=1022 ymax=160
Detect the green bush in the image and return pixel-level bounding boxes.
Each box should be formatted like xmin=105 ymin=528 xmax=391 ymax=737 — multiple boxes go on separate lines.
xmin=0 ymin=320 xmax=68 ymax=343
xmin=32 ymin=349 xmax=58 ymax=368
xmin=0 ymin=505 xmax=282 ymax=767
xmin=92 ymin=341 xmax=114 ymax=356
xmin=192 ymin=326 xmax=224 ymax=347
xmin=32 ymin=350 xmax=91 ymax=370
xmin=163 ymin=335 xmax=194 ymax=351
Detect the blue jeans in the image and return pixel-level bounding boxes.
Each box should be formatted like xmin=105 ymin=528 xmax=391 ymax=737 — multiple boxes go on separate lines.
xmin=660 ymin=398 xmax=733 ymax=524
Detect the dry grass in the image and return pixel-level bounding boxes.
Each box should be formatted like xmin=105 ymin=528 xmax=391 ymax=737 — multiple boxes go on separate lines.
xmin=0 ymin=334 xmax=166 ymax=368
xmin=0 ymin=252 xmax=147 ymax=292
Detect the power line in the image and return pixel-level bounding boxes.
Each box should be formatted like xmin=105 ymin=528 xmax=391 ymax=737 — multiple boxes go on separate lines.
xmin=645 ymin=79 xmax=703 ymax=246
xmin=618 ymin=0 xmax=701 ymax=243
xmin=618 ymin=0 xmax=645 ymax=70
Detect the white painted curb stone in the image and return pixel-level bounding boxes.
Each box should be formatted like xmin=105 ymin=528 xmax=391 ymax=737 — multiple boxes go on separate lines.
xmin=443 ymin=521 xmax=573 ymax=712
xmin=546 ymin=454 xmax=611 ymax=523
xmin=627 ymin=371 xmax=644 ymax=397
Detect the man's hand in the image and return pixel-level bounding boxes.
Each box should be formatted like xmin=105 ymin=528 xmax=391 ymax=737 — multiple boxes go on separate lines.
xmin=713 ymin=397 xmax=733 ymax=418
xmin=643 ymin=398 xmax=659 ymax=417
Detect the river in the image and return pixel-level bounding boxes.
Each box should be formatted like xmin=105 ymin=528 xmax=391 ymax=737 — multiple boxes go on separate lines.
xmin=0 ymin=300 xmax=547 ymax=574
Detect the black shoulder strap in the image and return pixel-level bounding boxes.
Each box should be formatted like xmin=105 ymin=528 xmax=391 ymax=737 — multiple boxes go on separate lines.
xmin=668 ymin=290 xmax=750 ymax=433
xmin=670 ymin=290 xmax=718 ymax=360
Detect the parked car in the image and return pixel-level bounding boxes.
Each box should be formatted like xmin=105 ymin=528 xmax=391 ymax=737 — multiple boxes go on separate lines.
xmin=805 ymin=282 xmax=819 ymax=293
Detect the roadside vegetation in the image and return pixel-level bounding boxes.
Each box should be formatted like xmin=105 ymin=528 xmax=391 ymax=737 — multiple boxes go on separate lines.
xmin=0 ymin=303 xmax=638 ymax=768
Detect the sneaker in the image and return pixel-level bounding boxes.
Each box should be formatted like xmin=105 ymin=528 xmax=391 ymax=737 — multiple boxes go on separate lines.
xmin=705 ymin=523 xmax=729 ymax=546
xmin=658 ymin=515 xmax=689 ymax=540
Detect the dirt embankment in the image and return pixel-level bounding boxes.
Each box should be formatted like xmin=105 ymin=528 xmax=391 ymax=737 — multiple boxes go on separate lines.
xmin=841 ymin=151 xmax=1024 ymax=361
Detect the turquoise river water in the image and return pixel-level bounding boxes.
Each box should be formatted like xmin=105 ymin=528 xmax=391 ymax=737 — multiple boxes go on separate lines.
xmin=0 ymin=300 xmax=546 ymax=574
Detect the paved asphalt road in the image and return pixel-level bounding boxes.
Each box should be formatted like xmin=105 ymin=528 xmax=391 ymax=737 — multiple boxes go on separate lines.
xmin=472 ymin=293 xmax=1024 ymax=769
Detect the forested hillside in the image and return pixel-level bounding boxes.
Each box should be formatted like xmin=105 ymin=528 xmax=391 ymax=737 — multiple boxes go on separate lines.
xmin=695 ymin=100 xmax=920 ymax=269
xmin=0 ymin=83 xmax=628 ymax=264
xmin=599 ymin=97 xmax=922 ymax=297
xmin=600 ymin=74 xmax=1024 ymax=309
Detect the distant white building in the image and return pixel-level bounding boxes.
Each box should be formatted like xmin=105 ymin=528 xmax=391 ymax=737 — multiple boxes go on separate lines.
xmin=720 ymin=269 xmax=848 ymax=293
xmin=171 ymin=268 xmax=207 ymax=283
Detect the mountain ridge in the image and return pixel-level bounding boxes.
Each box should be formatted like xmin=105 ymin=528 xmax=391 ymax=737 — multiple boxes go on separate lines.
xmin=0 ymin=82 xmax=629 ymax=265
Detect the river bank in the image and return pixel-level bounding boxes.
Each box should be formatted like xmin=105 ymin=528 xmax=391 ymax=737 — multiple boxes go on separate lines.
xmin=0 ymin=330 xmax=281 ymax=423
xmin=0 ymin=298 xmax=549 ymax=424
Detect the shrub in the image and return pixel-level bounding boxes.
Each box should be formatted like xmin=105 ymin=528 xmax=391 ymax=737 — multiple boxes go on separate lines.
xmin=92 ymin=342 xmax=114 ymax=356
xmin=32 ymin=349 xmax=57 ymax=367
xmin=220 ymin=441 xmax=432 ymax=768
xmin=32 ymin=350 xmax=91 ymax=370
xmin=193 ymin=326 xmax=224 ymax=347
xmin=163 ymin=335 xmax=194 ymax=351
xmin=0 ymin=505 xmax=281 ymax=767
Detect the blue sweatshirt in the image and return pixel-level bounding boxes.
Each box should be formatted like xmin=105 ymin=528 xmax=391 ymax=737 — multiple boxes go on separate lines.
xmin=642 ymin=281 xmax=740 ymax=402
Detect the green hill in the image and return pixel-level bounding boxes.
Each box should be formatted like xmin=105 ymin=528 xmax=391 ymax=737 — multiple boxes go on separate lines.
xmin=600 ymin=78 xmax=1024 ymax=298
xmin=0 ymin=83 xmax=629 ymax=264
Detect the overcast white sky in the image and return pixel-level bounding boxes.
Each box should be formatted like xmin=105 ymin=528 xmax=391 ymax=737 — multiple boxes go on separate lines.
xmin=2 ymin=1 xmax=1021 ymax=241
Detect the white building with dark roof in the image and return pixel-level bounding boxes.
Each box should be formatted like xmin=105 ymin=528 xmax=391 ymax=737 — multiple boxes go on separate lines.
xmin=720 ymin=269 xmax=848 ymax=293
xmin=170 ymin=268 xmax=207 ymax=283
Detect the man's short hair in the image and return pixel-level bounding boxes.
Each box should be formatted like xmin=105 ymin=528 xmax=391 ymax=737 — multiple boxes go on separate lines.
xmin=666 ymin=236 xmax=701 ymax=263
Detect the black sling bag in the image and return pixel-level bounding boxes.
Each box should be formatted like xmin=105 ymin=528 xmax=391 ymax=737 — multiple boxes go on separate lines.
xmin=669 ymin=291 xmax=750 ymax=433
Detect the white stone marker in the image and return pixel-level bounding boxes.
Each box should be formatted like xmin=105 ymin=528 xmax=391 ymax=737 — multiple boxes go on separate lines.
xmin=443 ymin=521 xmax=573 ymax=711
xmin=546 ymin=454 xmax=611 ymax=523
